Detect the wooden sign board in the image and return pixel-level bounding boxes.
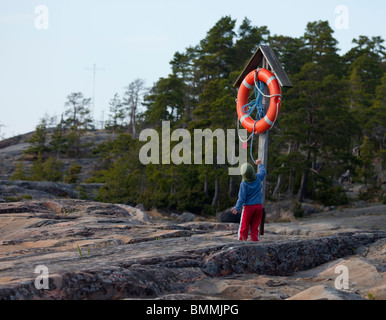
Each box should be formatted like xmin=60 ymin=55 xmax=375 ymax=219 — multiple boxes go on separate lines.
xmin=233 ymin=45 xmax=293 ymax=88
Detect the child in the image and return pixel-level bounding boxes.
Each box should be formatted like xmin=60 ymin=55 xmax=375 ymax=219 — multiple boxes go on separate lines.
xmin=231 ymin=159 xmax=266 ymax=241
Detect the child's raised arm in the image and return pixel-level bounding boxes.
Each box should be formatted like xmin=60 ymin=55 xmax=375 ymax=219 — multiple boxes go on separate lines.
xmin=255 ymin=159 xmax=266 ymax=180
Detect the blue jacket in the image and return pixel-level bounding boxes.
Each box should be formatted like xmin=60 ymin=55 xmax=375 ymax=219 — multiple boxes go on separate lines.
xmin=234 ymin=164 xmax=266 ymax=212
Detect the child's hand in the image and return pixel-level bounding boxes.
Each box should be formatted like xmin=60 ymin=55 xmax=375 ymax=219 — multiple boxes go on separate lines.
xmin=255 ymin=159 xmax=262 ymax=165
xmin=231 ymin=208 xmax=238 ymax=215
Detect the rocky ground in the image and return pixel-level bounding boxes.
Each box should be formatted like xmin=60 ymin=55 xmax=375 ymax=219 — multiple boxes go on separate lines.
xmin=0 ymin=199 xmax=384 ymax=300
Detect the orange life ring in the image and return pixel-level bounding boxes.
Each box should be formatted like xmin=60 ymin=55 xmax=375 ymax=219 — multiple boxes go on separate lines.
xmin=237 ymin=68 xmax=282 ymax=134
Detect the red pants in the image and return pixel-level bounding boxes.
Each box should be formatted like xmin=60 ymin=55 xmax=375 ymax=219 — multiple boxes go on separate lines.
xmin=238 ymin=204 xmax=263 ymax=241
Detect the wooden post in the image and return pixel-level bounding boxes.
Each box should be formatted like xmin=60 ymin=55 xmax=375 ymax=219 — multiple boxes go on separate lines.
xmin=258 ymin=58 xmax=270 ymax=236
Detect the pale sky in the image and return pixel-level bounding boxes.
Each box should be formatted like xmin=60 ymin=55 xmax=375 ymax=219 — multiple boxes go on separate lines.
xmin=0 ymin=0 xmax=385 ymax=139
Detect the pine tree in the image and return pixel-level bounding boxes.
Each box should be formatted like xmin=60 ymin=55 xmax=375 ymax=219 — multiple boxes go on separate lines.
xmin=196 ymin=16 xmax=236 ymax=81
xmin=345 ymin=36 xmax=385 ymax=132
xmin=142 ymin=75 xmax=185 ymax=126
xmin=367 ymin=73 xmax=386 ymax=150
xmin=233 ymin=18 xmax=269 ymax=71
xmin=105 ymin=93 xmax=126 ymax=133
xmin=49 ymin=116 xmax=69 ymax=158
xmin=280 ymin=21 xmax=355 ymax=202
xmin=169 ymin=47 xmax=199 ymax=126
xmin=10 ymin=162 xmax=29 ymax=181
xmin=64 ymin=162 xmax=82 ymax=184
xmin=344 ymin=36 xmax=385 ymax=182
xmin=63 ymin=92 xmax=93 ymax=156
xmin=64 ymin=92 xmax=94 ymax=131
xmin=24 ymin=118 xmax=50 ymax=156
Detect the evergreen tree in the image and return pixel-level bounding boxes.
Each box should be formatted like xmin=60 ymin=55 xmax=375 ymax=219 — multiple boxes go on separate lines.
xmin=233 ymin=18 xmax=269 ymax=71
xmin=344 ymin=35 xmax=386 ymax=65
xmin=269 ymin=35 xmax=307 ymax=76
xmin=49 ymin=115 xmax=69 ymax=158
xmin=344 ymin=36 xmax=386 ymax=182
xmin=29 ymin=154 xmax=63 ymax=182
xmin=280 ymin=21 xmax=355 ymax=202
xmin=105 ymin=93 xmax=126 ymax=133
xmin=196 ymin=16 xmax=236 ymax=81
xmin=24 ymin=118 xmax=50 ymax=156
xmin=63 ymin=92 xmax=93 ymax=156
xmin=143 ymin=75 xmax=186 ymax=126
xmin=93 ymin=134 xmax=144 ymax=205
xmin=368 ymin=73 xmax=386 ymax=150
xmin=302 ymin=20 xmax=342 ymax=75
xmin=10 ymin=162 xmax=29 ymax=180
xmin=169 ymin=47 xmax=200 ymax=126
xmin=345 ymin=36 xmax=385 ymax=130
xmin=64 ymin=162 xmax=82 ymax=184
xmin=64 ymin=92 xmax=94 ymax=131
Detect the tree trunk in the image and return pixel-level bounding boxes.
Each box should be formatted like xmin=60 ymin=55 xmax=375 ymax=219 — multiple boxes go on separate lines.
xmin=211 ymin=178 xmax=219 ymax=207
xmin=288 ymin=169 xmax=295 ymax=198
xmin=297 ymin=170 xmax=308 ymax=203
xmin=228 ymin=141 xmax=236 ymax=198
xmin=297 ymin=149 xmax=311 ymax=203
xmin=131 ymin=109 xmax=136 ymax=137
xmin=272 ymin=165 xmax=283 ymax=200
xmin=204 ymin=173 xmax=208 ymax=197
xmin=312 ymin=150 xmax=317 ymax=172
xmin=170 ymin=169 xmax=175 ymax=195
xmin=228 ymin=177 xmax=235 ymax=198
xmin=273 ymin=143 xmax=291 ymax=200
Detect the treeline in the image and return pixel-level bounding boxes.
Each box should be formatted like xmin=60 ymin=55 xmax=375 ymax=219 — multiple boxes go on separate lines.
xmin=10 ymin=81 xmax=146 ymax=183
xmin=13 ymin=17 xmax=386 ymax=213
